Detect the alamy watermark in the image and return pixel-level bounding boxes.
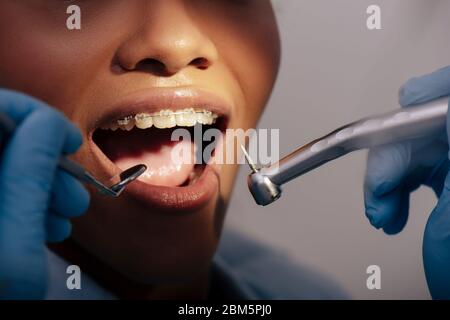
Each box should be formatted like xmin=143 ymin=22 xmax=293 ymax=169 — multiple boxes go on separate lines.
xmin=366 ymin=265 xmax=381 ymax=290
xmin=67 ymin=4 xmax=382 ymax=31
xmin=367 ymin=5 xmax=382 ymax=30
xmin=66 ymin=5 xmax=81 ymax=30
xmin=170 ymin=127 xmax=280 ymax=169
xmin=66 ymin=265 xmax=81 ymax=290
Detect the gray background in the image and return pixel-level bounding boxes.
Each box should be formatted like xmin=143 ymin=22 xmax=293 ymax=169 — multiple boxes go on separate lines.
xmin=225 ymin=0 xmax=450 ymax=299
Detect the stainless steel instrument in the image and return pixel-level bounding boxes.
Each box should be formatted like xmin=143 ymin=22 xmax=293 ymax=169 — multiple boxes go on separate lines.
xmin=243 ymin=97 xmax=449 ymax=206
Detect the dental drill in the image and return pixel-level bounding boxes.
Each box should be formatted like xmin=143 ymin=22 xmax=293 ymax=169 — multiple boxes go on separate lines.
xmin=243 ymin=96 xmax=450 ymax=206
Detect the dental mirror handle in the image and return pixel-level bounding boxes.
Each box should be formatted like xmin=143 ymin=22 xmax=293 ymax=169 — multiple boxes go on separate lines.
xmin=57 ymin=157 xmax=119 ymax=197
xmin=247 ymin=96 xmax=449 ymax=206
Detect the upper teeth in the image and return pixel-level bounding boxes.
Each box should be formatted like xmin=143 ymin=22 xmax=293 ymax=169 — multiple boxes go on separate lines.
xmin=102 ymin=109 xmax=219 ymax=131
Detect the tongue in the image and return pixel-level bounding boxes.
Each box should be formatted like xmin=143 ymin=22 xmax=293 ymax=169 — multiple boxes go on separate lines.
xmin=115 ymin=140 xmax=195 ymax=187
xmin=96 ymin=128 xmax=196 ymax=187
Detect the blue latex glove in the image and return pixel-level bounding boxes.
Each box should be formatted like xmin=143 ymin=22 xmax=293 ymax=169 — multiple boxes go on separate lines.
xmin=0 ymin=89 xmax=90 ymax=300
xmin=364 ymin=66 xmax=450 ymax=299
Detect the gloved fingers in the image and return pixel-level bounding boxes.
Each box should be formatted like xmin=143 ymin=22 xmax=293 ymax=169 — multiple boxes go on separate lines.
xmin=0 ymin=92 xmax=86 ymax=217
xmin=0 ymin=89 xmax=82 ymax=154
xmin=45 ymin=212 xmax=72 ymax=243
xmin=407 ymin=140 xmax=450 ymax=194
xmin=365 ymin=139 xmax=448 ymax=230
xmin=423 ymin=170 xmax=450 ymax=299
xmin=0 ymin=90 xmax=44 ymax=150
xmin=0 ymin=89 xmax=44 ymax=123
xmin=364 ymin=184 xmax=404 ymax=229
xmin=381 ymin=190 xmax=410 ymax=235
xmin=0 ymin=92 xmax=83 ymax=300
xmin=0 ymin=107 xmax=79 ymax=253
xmin=50 ymin=170 xmax=90 ymax=218
xmin=61 ymin=122 xmax=83 ymax=155
xmin=364 ymin=140 xmax=426 ymax=231
xmin=365 ymin=142 xmax=412 ymax=198
xmin=366 ymin=139 xmax=447 ymax=196
xmin=399 ymin=66 xmax=450 ymax=107
xmin=364 ymin=143 xmax=411 ymax=229
xmin=425 ymin=157 xmax=450 ymax=197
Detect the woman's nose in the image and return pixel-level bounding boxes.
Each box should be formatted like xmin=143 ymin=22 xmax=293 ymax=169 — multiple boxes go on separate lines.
xmin=115 ymin=1 xmax=218 ymax=76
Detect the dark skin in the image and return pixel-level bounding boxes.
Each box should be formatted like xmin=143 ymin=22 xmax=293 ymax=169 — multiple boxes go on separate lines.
xmin=0 ymin=0 xmax=280 ymax=299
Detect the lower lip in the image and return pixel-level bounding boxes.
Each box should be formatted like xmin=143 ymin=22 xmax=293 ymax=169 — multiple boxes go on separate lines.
xmin=124 ymin=165 xmax=219 ymax=212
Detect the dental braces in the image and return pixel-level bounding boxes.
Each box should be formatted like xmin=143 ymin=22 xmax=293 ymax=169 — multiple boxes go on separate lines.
xmin=117 ymin=109 xmax=217 ymax=125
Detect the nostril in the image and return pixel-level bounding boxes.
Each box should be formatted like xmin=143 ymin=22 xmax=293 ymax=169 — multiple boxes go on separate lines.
xmin=134 ymin=58 xmax=173 ymax=76
xmin=117 ymin=56 xmax=211 ymax=76
xmin=189 ymin=57 xmax=210 ymax=70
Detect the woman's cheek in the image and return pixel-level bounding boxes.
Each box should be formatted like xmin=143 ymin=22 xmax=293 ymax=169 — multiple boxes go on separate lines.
xmin=0 ymin=31 xmax=76 ymax=108
xmin=220 ymin=23 xmax=280 ymax=127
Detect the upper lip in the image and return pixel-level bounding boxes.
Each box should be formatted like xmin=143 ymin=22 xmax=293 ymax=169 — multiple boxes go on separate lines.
xmin=89 ymin=87 xmax=232 ymax=133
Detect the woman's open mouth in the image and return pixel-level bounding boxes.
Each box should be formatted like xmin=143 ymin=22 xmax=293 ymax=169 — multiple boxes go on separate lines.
xmin=93 ymin=109 xmax=225 ymax=187
xmin=87 ymin=88 xmax=231 ymax=211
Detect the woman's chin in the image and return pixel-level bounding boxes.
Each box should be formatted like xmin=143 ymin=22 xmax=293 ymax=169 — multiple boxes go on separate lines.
xmin=69 ymin=191 xmax=226 ymax=286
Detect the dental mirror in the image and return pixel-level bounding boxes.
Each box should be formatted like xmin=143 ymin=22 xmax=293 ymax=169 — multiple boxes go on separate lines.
xmin=58 ymin=157 xmax=147 ymax=198
xmin=108 ymin=164 xmax=147 ymax=195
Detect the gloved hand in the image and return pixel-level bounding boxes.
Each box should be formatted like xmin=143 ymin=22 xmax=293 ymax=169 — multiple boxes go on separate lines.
xmin=364 ymin=66 xmax=450 ymax=299
xmin=0 ymin=89 xmax=90 ymax=300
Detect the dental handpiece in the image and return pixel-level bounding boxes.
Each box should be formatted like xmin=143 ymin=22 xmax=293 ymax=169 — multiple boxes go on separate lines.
xmin=0 ymin=112 xmax=146 ymax=197
xmin=244 ymin=96 xmax=450 ymax=206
